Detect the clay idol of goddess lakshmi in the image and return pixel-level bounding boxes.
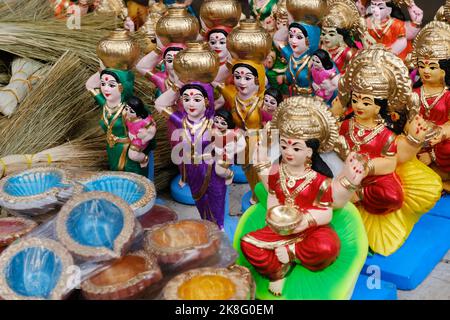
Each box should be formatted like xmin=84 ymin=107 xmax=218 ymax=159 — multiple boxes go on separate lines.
xmin=365 ymin=0 xmax=423 ymax=60
xmin=240 ymin=96 xmax=367 ymax=296
xmin=86 ymin=29 xmax=156 ymax=176
xmin=153 ymin=42 xmax=232 ymax=229
xmin=336 ymin=46 xmax=442 ymax=256
xmin=411 ymin=21 xmax=450 ymax=193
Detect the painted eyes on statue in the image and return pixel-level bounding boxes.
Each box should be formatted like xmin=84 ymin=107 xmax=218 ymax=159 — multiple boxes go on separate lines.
xmin=209 ymin=40 xmax=226 ymax=46
xmin=352 ymin=99 xmax=372 ymax=107
xmin=234 ymin=74 xmax=253 ymax=81
xmin=101 ymin=81 xmax=116 ymax=88
xmin=289 ymin=32 xmax=303 ymax=40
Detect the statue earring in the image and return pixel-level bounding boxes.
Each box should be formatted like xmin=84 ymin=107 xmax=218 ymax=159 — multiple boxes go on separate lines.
xmin=305 ymin=156 xmax=312 ymax=168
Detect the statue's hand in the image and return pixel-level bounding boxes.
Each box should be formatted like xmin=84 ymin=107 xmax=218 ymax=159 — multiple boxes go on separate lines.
xmin=331 ymin=97 xmax=345 ymax=119
xmin=407 ymin=114 xmax=429 ymax=142
xmin=343 ymin=152 xmax=366 ymax=185
xmin=275 ymin=246 xmax=290 ymax=264
xmin=408 ymin=4 xmax=423 ymax=24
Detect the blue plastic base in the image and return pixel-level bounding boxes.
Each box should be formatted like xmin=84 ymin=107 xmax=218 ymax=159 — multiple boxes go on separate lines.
xmin=241 ymin=190 xmax=253 ymax=213
xmin=427 ymin=195 xmax=450 ymax=220
xmin=170 ymin=174 xmax=195 ymax=206
xmin=232 ymin=165 xmax=248 ymax=184
xmin=351 ymin=274 xmax=397 ymax=300
xmin=362 ymin=214 xmax=450 ymax=290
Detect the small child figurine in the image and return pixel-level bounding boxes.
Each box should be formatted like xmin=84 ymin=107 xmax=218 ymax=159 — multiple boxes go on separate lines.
xmin=262 ymin=87 xmax=283 ymax=126
xmin=213 ymin=108 xmax=246 ymax=184
xmin=124 ymin=96 xmax=157 ymax=168
xmin=310 ymin=49 xmax=340 ymax=104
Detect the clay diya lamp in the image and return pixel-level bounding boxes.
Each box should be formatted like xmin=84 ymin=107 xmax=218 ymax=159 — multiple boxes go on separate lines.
xmin=79 ymin=171 xmax=156 ymax=217
xmin=144 ymin=220 xmax=221 ymax=268
xmin=163 ymin=266 xmax=254 ymax=300
xmin=56 ymin=191 xmax=136 ymax=261
xmin=265 ymin=205 xmax=304 ymax=236
xmin=0 ymin=237 xmax=74 ymax=300
xmin=0 ymin=167 xmax=77 ymax=216
xmin=138 ymin=204 xmax=178 ymax=229
xmin=81 ymin=251 xmax=162 ymax=300
xmin=0 ymin=217 xmax=37 ymax=253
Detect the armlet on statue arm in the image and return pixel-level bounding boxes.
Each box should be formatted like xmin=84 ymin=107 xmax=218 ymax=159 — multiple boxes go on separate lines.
xmin=334 ymin=136 xmax=350 ymax=161
xmin=314 ymin=178 xmax=333 ymax=208
xmin=381 ymin=134 xmax=397 ymax=157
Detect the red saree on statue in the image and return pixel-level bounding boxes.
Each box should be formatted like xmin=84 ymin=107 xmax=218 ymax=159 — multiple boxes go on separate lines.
xmin=240 ymin=165 xmax=340 ymax=281
xmin=339 ymin=118 xmax=404 ymax=215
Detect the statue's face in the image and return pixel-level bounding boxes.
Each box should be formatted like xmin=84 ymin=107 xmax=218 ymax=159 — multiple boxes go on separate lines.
xmin=262 ymin=15 xmax=276 ymax=33
xmin=213 ymin=115 xmax=228 ymax=131
xmin=124 ymin=104 xmax=137 ymax=119
xmin=264 ymin=94 xmax=278 ymax=113
xmin=321 ymin=27 xmax=345 ymax=49
xmin=208 ymin=32 xmax=228 ymax=61
xmin=233 ymin=66 xmax=259 ymax=97
xmin=164 ymin=50 xmax=180 ymax=72
xmin=280 ymin=136 xmax=312 ymax=168
xmin=182 ymin=88 xmax=207 ymax=119
xmin=351 ymin=92 xmax=381 ymax=122
xmin=276 ymin=17 xmax=288 ymax=31
xmin=311 ymin=55 xmax=324 ymax=70
xmin=100 ymin=74 xmax=122 ymax=103
xmin=418 ymin=59 xmax=445 ymax=86
xmin=288 ymin=27 xmax=307 ymax=55
xmin=370 ymin=0 xmax=392 ymax=21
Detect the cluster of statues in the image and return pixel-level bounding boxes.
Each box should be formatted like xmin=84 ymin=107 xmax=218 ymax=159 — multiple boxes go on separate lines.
xmin=84 ymin=0 xmax=449 ymax=298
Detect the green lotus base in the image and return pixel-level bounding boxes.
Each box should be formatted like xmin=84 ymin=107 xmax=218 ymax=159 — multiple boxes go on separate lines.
xmin=233 ymin=183 xmax=368 ymax=300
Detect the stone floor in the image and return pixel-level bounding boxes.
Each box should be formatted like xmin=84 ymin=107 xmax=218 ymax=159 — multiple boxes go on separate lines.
xmin=159 ymin=183 xmax=450 ymax=300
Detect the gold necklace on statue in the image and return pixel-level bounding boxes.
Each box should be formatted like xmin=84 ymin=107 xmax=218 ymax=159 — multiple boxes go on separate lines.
xmin=279 ymin=163 xmax=316 ymax=206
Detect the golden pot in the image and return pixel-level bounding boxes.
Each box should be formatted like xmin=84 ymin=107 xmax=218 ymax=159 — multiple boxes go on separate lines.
xmin=174 ymin=41 xmax=220 ymax=83
xmin=227 ymin=19 xmax=272 ymax=63
xmin=156 ymin=7 xmax=199 ymax=46
xmin=266 ymin=205 xmax=303 ymax=236
xmin=286 ymin=0 xmax=327 ymax=25
xmin=200 ymin=0 xmax=242 ymax=29
xmin=97 ymin=29 xmax=141 ymax=70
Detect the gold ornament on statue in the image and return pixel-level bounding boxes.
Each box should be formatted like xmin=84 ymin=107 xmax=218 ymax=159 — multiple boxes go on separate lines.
xmin=156 ymin=7 xmax=199 ymax=46
xmin=200 ymin=0 xmax=242 ymax=29
xmin=286 ymin=0 xmax=327 ymax=25
xmin=227 ymin=19 xmax=272 ymax=63
xmin=96 ymin=29 xmax=141 ymax=70
xmin=411 ymin=21 xmax=450 ymax=68
xmin=322 ymin=0 xmax=360 ymax=31
xmin=338 ymin=46 xmax=417 ymax=113
xmin=275 ymin=0 xmax=288 ymax=21
xmin=272 ymin=96 xmax=340 ymax=153
xmin=174 ymin=42 xmax=220 ymax=83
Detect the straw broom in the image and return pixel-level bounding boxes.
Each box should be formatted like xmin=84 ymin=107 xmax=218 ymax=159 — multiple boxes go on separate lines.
xmin=0 ymin=128 xmax=108 ymax=179
xmin=0 ymin=0 xmax=54 ymax=20
xmin=0 ymin=58 xmax=48 ymax=116
xmin=0 ymin=51 xmax=96 ymax=154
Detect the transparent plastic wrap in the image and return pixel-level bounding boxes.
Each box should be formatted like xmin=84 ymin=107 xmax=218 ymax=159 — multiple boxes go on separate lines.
xmin=0 ymin=191 xmax=143 ymax=300
xmin=144 ymin=220 xmax=237 ymax=273
xmin=75 ymin=171 xmax=157 ymax=218
xmin=139 ymin=219 xmax=239 ymax=300
xmin=161 ymin=265 xmax=256 ymax=300
xmin=0 ymin=217 xmax=38 ymax=253
xmin=0 ymin=167 xmax=80 ymax=217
